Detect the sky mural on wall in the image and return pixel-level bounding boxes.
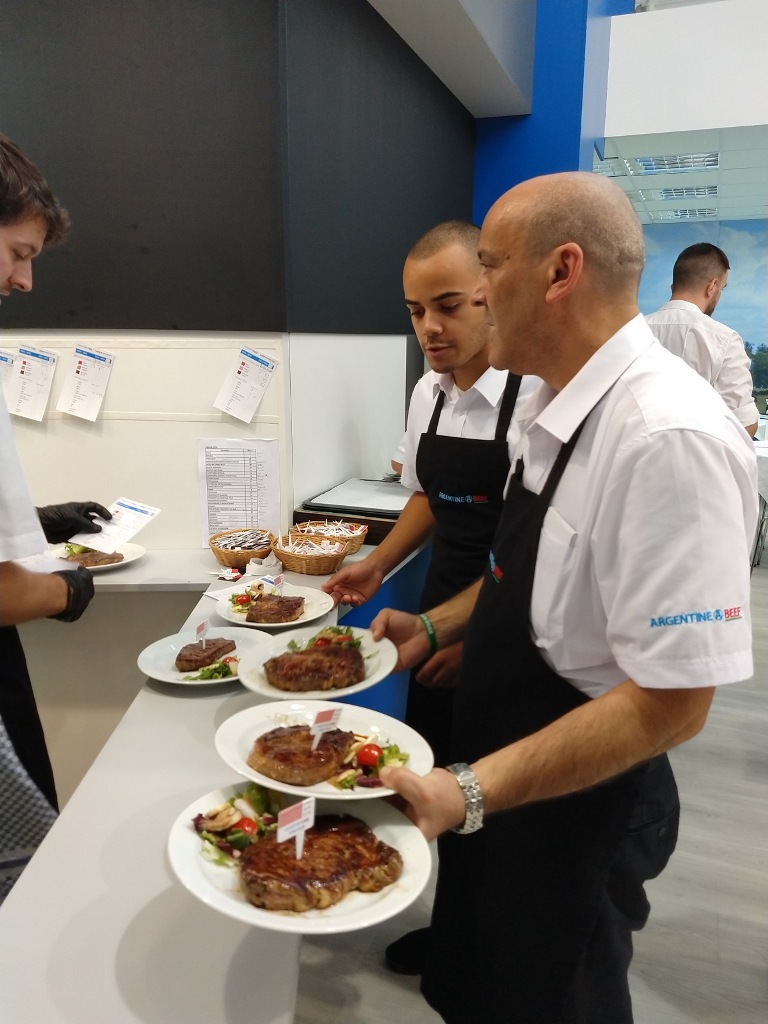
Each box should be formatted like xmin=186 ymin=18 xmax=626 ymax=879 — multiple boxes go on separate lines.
xmin=638 ymin=219 xmax=768 ymax=352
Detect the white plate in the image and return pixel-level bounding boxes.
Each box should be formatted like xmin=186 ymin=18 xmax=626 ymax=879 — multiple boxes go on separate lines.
xmin=137 ymin=627 xmax=271 ymax=685
xmin=50 ymin=541 xmax=146 ymax=571
xmin=214 ymin=583 xmax=334 ymax=630
xmin=236 ymin=626 xmax=398 ymax=700
xmin=167 ymin=784 xmax=432 ymax=934
xmin=214 ymin=700 xmax=434 ymax=799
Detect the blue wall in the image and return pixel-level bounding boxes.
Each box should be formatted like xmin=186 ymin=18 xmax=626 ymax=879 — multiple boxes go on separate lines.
xmin=337 ymin=546 xmax=432 ymax=720
xmin=473 ymin=0 xmax=634 ymax=222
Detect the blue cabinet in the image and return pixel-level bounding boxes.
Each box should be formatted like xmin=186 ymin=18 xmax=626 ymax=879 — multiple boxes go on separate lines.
xmin=336 ymin=546 xmax=431 ymax=720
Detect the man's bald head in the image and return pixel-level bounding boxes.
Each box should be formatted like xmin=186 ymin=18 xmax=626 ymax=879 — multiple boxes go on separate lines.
xmin=488 ymin=172 xmax=645 ymax=298
xmin=476 ymin=173 xmax=646 ymax=388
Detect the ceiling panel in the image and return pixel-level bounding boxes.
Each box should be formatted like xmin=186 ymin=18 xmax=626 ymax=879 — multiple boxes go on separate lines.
xmin=602 ymin=4 xmax=767 ymax=223
xmin=595 ymin=124 xmax=768 ymax=222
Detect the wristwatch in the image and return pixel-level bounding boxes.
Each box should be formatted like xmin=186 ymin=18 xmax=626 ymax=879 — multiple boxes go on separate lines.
xmin=446 ymin=762 xmax=484 ymax=834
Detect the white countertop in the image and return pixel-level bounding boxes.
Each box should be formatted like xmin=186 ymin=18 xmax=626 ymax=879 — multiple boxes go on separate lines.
xmin=91 ymin=547 xmax=217 ymax=591
xmin=0 ymin=544 xmax=430 ymax=1023
xmin=90 ymin=544 xmax=381 ymax=592
xmin=0 ymin=567 xmax=344 ymax=1024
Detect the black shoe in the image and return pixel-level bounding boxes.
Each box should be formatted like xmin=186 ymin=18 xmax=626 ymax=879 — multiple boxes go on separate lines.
xmin=384 ymin=927 xmax=429 ymax=975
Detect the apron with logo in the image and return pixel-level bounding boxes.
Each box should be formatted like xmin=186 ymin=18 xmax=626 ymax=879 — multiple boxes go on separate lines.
xmin=409 ymin=373 xmax=521 ymax=764
xmin=421 ymin=421 xmax=678 ymax=1023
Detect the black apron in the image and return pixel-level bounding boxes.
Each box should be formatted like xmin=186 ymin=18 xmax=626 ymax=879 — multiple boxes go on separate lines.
xmin=408 ymin=373 xmax=521 ymax=765
xmin=421 ymin=422 xmax=677 ymax=1024
xmin=0 ymin=626 xmax=58 ymax=810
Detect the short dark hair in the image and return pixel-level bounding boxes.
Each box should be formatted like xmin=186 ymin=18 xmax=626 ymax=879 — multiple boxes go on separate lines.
xmin=672 ymin=243 xmax=729 ymax=291
xmin=0 ymin=133 xmax=70 ymax=246
xmin=408 ymin=220 xmax=480 ymax=261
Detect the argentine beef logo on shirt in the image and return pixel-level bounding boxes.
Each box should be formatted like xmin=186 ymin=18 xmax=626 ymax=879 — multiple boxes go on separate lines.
xmin=649 ymin=606 xmax=742 ymax=627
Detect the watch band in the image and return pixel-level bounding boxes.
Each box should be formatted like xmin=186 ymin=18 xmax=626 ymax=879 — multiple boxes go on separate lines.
xmin=446 ymin=762 xmax=484 ymax=834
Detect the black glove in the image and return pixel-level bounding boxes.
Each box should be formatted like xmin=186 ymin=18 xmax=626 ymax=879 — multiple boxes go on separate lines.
xmin=37 ymin=501 xmax=112 ymax=544
xmin=48 ymin=566 xmax=95 ymax=623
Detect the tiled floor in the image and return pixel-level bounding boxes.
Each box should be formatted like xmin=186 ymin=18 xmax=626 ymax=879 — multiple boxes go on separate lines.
xmin=294 ymin=563 xmax=768 ymax=1023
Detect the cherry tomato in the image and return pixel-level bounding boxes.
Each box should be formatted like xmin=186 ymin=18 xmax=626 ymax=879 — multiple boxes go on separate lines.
xmin=356 ymin=743 xmax=383 ymax=767
xmin=235 ymin=594 xmax=251 ymax=606
xmin=332 ymin=634 xmax=355 ymax=644
xmin=312 ymin=637 xmax=332 ymax=647
xmin=232 ymin=817 xmax=258 ymax=835
xmin=221 ymin=656 xmax=239 ymax=665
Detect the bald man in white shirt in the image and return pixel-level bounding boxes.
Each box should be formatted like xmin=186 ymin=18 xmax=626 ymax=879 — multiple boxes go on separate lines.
xmin=370 ymin=174 xmax=757 ymax=1024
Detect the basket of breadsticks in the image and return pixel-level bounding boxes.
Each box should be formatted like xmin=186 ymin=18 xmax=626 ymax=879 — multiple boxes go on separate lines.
xmin=290 ymin=519 xmax=368 ymax=554
xmin=271 ymin=533 xmax=350 ymax=575
xmin=208 ymin=527 xmax=275 ymax=568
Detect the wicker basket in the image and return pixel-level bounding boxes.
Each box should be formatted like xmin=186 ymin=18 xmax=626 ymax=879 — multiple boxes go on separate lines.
xmin=208 ymin=528 xmax=275 ymax=568
xmin=290 ymin=520 xmax=368 ymax=554
xmin=272 ymin=534 xmax=349 ymax=575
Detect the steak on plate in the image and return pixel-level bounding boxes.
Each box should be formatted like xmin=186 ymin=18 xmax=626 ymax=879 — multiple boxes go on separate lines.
xmin=238 ymin=814 xmax=403 ymax=912
xmin=175 ymin=637 xmax=236 ymax=672
xmin=247 ymin=724 xmax=356 ymax=785
xmin=263 ymin=645 xmax=365 ymax=692
xmin=66 ymin=550 xmax=124 ymax=567
xmin=246 ymin=593 xmax=305 ymax=624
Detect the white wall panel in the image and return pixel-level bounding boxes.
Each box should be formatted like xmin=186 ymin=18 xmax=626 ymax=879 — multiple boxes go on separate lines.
xmin=6 ymin=331 xmax=291 ymax=547
xmin=288 ymin=334 xmax=411 ymax=507
xmin=606 ymin=1 xmax=768 ymax=136
xmin=6 ymin=329 xmax=411 ymax=547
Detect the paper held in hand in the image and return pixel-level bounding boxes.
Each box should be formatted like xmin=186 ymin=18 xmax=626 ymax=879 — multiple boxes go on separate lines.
xmin=67 ymin=496 xmax=161 ymax=553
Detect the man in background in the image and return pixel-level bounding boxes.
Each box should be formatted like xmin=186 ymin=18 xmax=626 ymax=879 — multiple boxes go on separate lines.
xmin=0 ymin=132 xmax=108 ymax=901
xmin=646 ymin=242 xmax=758 ymax=435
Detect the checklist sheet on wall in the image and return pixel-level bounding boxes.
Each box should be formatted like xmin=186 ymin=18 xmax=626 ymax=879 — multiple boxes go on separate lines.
xmin=197 ymin=437 xmax=280 ymax=544
xmin=212 ymin=347 xmax=277 ymax=423
xmin=55 ymin=345 xmax=115 ymax=421
xmin=5 ymin=345 xmax=57 ymax=421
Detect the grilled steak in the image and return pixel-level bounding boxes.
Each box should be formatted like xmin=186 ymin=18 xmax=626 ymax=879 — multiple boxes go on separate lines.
xmin=175 ymin=637 xmax=236 ymax=672
xmin=263 ymin=645 xmax=365 ymax=692
xmin=246 ymin=593 xmax=305 ymax=624
xmin=66 ymin=550 xmax=124 ymax=567
xmin=239 ymin=814 xmax=403 ymax=912
xmin=247 ymin=725 xmax=356 ymax=786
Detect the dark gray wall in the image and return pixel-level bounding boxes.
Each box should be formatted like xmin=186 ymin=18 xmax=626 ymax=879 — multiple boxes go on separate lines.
xmin=280 ymin=0 xmax=476 ymax=333
xmin=1 ymin=0 xmax=475 ymax=334
xmin=1 ymin=0 xmax=283 ymax=330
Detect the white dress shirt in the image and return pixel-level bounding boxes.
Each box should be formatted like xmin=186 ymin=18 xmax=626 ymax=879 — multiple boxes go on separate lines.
xmin=0 ymin=391 xmax=58 ymax=903
xmin=0 ymin=391 xmax=46 ymax=561
xmin=400 ymin=367 xmax=537 ymax=492
xmin=645 ymin=299 xmax=758 ymax=429
xmin=516 ymin=315 xmax=757 ymax=697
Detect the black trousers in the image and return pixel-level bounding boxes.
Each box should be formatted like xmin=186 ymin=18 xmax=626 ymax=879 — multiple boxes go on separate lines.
xmin=557 ymin=756 xmax=680 ymax=1024
xmin=405 ymin=671 xmax=455 ymax=769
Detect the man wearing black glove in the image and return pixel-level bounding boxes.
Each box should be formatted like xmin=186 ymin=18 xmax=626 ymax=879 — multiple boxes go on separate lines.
xmin=0 ymin=133 xmax=107 ymax=902
xmin=0 ymin=503 xmax=104 ymax=810
xmin=37 ymin=501 xmax=112 ymax=545
xmin=36 ymin=502 xmax=111 ymax=622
